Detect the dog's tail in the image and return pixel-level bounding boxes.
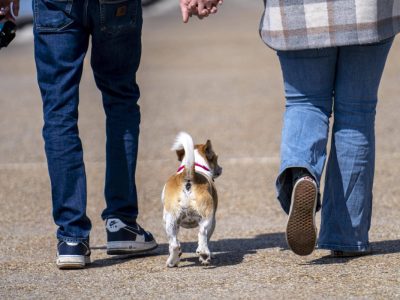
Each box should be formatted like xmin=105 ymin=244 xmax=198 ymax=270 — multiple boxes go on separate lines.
xmin=171 ymin=132 xmax=195 ymax=181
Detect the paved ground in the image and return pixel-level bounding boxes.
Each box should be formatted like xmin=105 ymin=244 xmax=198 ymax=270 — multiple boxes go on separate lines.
xmin=1 ymin=1 xmax=400 ymax=299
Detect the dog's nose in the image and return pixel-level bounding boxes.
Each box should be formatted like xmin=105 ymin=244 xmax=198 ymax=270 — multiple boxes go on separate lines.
xmin=216 ymin=167 xmax=222 ymax=176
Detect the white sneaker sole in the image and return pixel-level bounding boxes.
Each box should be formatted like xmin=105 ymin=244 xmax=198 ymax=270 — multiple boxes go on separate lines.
xmin=56 ymin=255 xmax=91 ymax=269
xmin=107 ymin=240 xmax=158 ymax=255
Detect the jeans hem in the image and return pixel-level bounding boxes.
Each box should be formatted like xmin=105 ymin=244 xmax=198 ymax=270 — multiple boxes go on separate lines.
xmin=276 ymin=163 xmax=321 ymax=214
xmin=277 ymin=163 xmax=319 ymax=187
xmin=318 ymin=243 xmax=370 ymax=252
xmin=57 ymin=235 xmax=89 ymax=243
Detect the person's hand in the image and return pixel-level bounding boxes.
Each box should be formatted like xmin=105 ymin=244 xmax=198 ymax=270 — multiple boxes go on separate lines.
xmin=188 ymin=0 xmax=222 ymax=18
xmin=0 ymin=0 xmax=19 ymax=21
xmin=180 ymin=0 xmax=223 ymax=23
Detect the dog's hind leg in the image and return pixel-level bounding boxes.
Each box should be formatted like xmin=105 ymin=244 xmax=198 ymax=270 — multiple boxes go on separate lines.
xmin=207 ymin=216 xmax=216 ymax=242
xmin=208 ymin=216 xmax=216 ymax=259
xmin=196 ymin=217 xmax=213 ymax=265
xmin=164 ymin=211 xmax=181 ymax=268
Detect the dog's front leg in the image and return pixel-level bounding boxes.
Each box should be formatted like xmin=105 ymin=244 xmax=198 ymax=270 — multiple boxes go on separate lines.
xmin=196 ymin=217 xmax=213 ymax=265
xmin=164 ymin=211 xmax=181 ymax=267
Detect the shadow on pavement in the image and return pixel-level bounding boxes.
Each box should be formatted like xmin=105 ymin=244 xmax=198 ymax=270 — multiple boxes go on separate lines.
xmin=89 ymin=251 xmax=161 ymax=269
xmin=179 ymin=232 xmax=288 ymax=269
xmin=307 ymin=239 xmax=400 ymax=265
xmin=89 ymin=232 xmax=287 ymax=269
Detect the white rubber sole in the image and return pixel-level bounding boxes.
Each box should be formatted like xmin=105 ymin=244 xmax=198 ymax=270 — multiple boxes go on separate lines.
xmin=107 ymin=240 xmax=158 ymax=255
xmin=56 ymin=255 xmax=91 ymax=269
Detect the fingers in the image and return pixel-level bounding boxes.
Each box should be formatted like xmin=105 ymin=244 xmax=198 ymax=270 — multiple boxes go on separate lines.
xmin=205 ymin=0 xmax=213 ymax=11
xmin=188 ymin=0 xmax=197 ymax=12
xmin=210 ymin=6 xmax=218 ymax=14
xmin=180 ymin=3 xmax=190 ymax=23
xmin=180 ymin=1 xmax=193 ymax=22
xmin=180 ymin=0 xmax=222 ymax=23
xmin=198 ymin=1 xmax=210 ymax=17
xmin=189 ymin=0 xmax=208 ymax=17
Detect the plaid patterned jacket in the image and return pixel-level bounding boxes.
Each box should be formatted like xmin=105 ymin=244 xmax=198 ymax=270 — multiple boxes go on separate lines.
xmin=260 ymin=0 xmax=400 ymax=50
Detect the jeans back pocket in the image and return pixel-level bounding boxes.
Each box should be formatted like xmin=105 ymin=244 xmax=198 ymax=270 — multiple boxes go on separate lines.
xmin=34 ymin=0 xmax=74 ymax=32
xmin=99 ymin=0 xmax=140 ymax=36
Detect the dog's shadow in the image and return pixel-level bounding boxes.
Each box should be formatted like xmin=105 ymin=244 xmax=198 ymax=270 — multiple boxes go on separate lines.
xmin=90 ymin=236 xmax=400 ymax=269
xmin=176 ymin=232 xmax=288 ymax=269
xmin=90 ymin=232 xmax=287 ymax=269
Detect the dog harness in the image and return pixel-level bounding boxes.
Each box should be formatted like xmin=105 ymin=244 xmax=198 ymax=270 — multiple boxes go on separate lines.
xmin=177 ymin=163 xmax=210 ymax=174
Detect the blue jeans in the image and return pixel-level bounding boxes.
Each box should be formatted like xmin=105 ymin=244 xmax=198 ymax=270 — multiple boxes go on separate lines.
xmin=33 ymin=0 xmax=143 ymax=242
xmin=276 ymin=38 xmax=393 ymax=252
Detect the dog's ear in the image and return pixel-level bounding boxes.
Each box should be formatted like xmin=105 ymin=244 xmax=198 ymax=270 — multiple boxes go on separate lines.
xmin=176 ymin=149 xmax=185 ymax=162
xmin=204 ymin=140 xmax=214 ymax=160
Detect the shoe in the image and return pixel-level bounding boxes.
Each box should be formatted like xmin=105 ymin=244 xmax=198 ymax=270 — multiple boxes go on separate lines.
xmin=106 ymin=218 xmax=158 ymax=255
xmin=286 ymin=175 xmax=318 ymax=256
xmin=330 ymin=249 xmax=372 ymax=258
xmin=56 ymin=240 xmax=91 ymax=269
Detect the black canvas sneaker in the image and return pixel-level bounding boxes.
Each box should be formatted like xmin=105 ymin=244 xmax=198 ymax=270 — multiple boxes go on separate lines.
xmin=56 ymin=240 xmax=91 ymax=269
xmin=106 ymin=218 xmax=158 ymax=255
xmin=330 ymin=248 xmax=372 ymax=258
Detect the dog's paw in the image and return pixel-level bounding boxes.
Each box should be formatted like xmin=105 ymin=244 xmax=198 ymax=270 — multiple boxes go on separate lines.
xmin=199 ymin=253 xmax=211 ymax=265
xmin=166 ymin=261 xmax=179 ymax=268
xmin=166 ymin=255 xmax=180 ymax=268
xmin=197 ymin=248 xmax=211 ymax=265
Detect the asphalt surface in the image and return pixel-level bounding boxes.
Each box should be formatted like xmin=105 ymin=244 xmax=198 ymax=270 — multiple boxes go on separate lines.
xmin=1 ymin=1 xmax=400 ymax=299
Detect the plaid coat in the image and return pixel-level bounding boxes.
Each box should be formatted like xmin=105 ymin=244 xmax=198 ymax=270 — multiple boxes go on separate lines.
xmin=260 ymin=0 xmax=400 ymax=50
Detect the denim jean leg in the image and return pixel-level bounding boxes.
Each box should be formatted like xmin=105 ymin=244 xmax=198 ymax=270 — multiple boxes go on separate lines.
xmin=33 ymin=0 xmax=91 ymax=242
xmin=89 ymin=0 xmax=143 ymax=224
xmin=318 ymin=38 xmax=394 ymax=251
xmin=276 ymin=48 xmax=337 ymax=214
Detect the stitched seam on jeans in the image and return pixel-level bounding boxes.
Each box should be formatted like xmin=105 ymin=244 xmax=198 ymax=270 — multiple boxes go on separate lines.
xmin=34 ymin=0 xmax=74 ymax=31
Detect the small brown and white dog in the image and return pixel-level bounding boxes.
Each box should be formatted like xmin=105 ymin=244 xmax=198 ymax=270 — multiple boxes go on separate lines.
xmin=161 ymin=132 xmax=222 ymax=267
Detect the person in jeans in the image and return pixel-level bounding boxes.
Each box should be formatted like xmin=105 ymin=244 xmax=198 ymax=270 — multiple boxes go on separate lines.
xmin=34 ymin=0 xmax=221 ymax=269
xmin=259 ymin=2 xmax=399 ymax=256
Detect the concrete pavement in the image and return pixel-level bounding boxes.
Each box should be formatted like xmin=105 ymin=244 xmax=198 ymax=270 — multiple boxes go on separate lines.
xmin=0 ymin=1 xmax=399 ymax=298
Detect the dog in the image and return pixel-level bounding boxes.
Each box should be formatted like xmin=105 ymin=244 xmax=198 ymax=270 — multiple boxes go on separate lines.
xmin=161 ymin=132 xmax=222 ymax=267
